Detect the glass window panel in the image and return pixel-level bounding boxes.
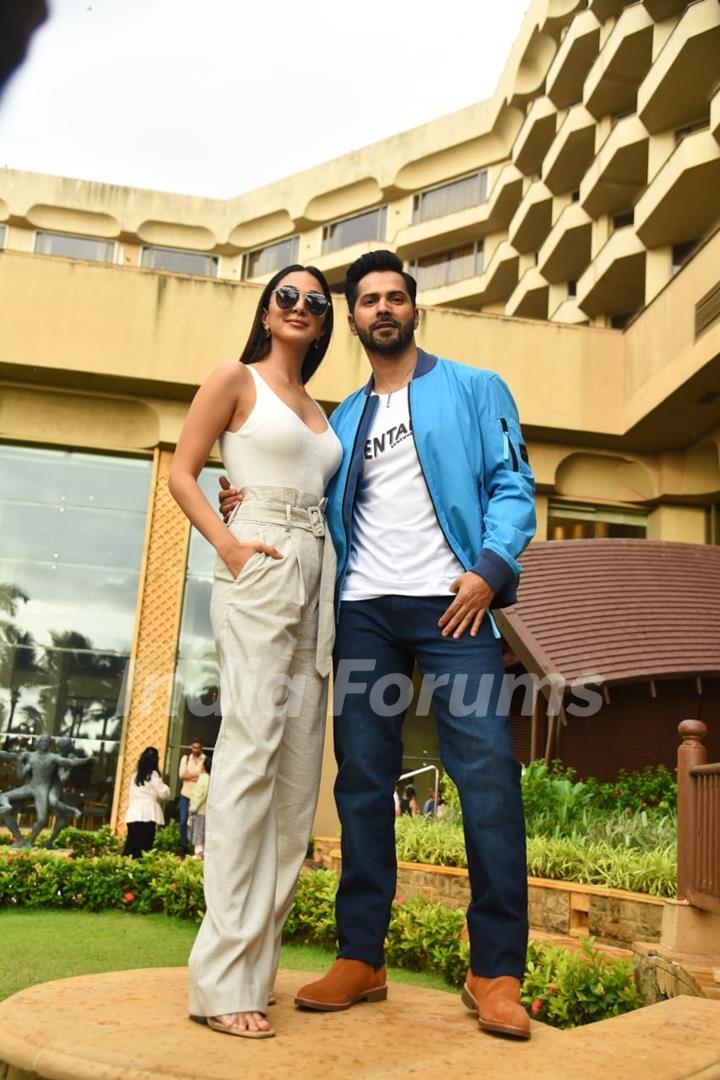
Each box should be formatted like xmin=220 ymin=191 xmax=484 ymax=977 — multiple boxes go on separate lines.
xmin=0 ymin=445 xmax=150 ymax=513
xmin=0 ymin=560 xmax=141 ymax=653
xmin=0 ymin=504 xmax=145 ymax=568
xmin=245 ymin=237 xmax=300 ymax=278
xmin=0 ymin=446 xmax=151 ymax=829
xmin=322 ymin=207 xmax=386 ymax=254
xmin=167 ymin=464 xmax=226 ymax=786
xmin=141 ymin=246 xmax=218 ymax=277
xmin=412 ymin=243 xmax=482 ymax=291
xmin=412 ymin=171 xmax=488 ymax=224
xmin=34 ymin=231 xmax=114 ymax=263
xmin=0 ymin=225 xmax=6 ymax=248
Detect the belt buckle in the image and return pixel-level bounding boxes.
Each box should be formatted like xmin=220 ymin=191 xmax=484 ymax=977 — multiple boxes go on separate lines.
xmin=307 ymin=505 xmax=325 ymax=536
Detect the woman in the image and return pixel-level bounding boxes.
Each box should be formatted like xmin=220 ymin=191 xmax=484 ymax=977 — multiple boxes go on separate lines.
xmin=122 ymin=746 xmax=170 ymax=858
xmin=188 ymin=751 xmax=212 ymax=860
xmin=169 ymin=265 xmax=341 ymax=1039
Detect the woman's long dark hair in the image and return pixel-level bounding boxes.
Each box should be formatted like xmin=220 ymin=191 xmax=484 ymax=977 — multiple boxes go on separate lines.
xmin=135 ymin=746 xmax=160 ymax=786
xmin=238 ymin=264 xmax=334 ymax=384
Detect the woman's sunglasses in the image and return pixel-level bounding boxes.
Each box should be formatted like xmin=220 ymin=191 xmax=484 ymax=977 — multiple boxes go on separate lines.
xmin=273 ymin=285 xmax=330 ymax=317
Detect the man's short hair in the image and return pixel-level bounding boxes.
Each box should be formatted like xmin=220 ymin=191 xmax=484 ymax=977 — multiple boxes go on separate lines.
xmin=344 ymin=249 xmax=417 ymax=313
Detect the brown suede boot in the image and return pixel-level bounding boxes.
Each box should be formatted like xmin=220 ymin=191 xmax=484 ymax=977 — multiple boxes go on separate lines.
xmin=295 ymin=959 xmax=388 ymax=1011
xmin=462 ymin=972 xmax=531 ymax=1039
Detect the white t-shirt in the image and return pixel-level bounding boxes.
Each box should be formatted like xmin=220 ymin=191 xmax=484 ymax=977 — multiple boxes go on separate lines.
xmin=341 ymin=388 xmax=465 ymax=601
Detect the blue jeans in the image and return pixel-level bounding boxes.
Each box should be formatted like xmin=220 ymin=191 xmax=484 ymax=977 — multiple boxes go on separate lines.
xmin=178 ymin=793 xmax=190 ymax=853
xmin=333 ymin=596 xmax=528 ymax=979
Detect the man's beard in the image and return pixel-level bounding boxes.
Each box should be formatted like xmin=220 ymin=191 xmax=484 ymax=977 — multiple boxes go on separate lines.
xmin=356 ymin=316 xmax=416 ymax=356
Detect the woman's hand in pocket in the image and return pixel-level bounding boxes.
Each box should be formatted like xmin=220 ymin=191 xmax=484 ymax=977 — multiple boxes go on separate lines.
xmin=220 ymin=537 xmax=283 ymax=580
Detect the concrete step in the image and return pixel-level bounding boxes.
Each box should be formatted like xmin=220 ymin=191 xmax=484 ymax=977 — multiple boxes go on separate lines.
xmin=0 ymin=967 xmax=719 ymax=1079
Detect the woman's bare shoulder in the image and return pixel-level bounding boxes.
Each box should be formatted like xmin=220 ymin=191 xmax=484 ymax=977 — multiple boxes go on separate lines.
xmin=212 ymin=357 xmax=252 ymax=384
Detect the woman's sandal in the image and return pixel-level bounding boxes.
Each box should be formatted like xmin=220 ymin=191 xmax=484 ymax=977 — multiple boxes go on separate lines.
xmin=190 ymin=1014 xmax=276 ymax=1039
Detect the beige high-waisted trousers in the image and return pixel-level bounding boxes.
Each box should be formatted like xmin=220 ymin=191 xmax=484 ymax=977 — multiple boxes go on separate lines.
xmin=188 ymin=486 xmax=336 ymax=1017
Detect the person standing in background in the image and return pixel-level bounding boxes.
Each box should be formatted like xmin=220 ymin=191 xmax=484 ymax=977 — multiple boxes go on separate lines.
xmin=178 ymin=740 xmax=205 ymax=856
xmin=189 ymin=752 xmax=213 ymax=860
xmin=123 ymin=746 xmax=170 ymax=858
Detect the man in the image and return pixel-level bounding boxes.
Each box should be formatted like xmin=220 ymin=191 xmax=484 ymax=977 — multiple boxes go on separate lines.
xmin=221 ymin=250 xmax=535 ymax=1038
xmin=178 ymin=739 xmax=205 ymax=856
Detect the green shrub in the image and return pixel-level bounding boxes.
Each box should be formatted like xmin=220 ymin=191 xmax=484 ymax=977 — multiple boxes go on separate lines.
xmin=525 ymin=836 xmax=676 ymax=897
xmin=395 ymin=815 xmax=467 ymax=867
xmin=395 ymin=814 xmax=676 ymax=897
xmin=522 ymin=937 xmax=643 ymax=1028
xmin=153 ymin=820 xmax=181 ymax=853
xmin=53 ymin=825 xmax=122 ymax=857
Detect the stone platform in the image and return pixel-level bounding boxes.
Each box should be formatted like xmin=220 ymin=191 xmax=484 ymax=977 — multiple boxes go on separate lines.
xmin=0 ymin=968 xmax=719 ymax=1080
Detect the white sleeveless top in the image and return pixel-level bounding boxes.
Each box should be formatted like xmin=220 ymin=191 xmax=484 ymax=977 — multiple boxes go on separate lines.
xmin=218 ymin=364 xmax=342 ymax=500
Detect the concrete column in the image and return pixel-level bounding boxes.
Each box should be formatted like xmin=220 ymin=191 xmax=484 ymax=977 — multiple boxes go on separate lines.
xmin=645 ymin=246 xmax=671 ymax=305
xmin=534 ymin=493 xmax=549 ymax=540
xmin=646 ymin=505 xmax=707 ymax=542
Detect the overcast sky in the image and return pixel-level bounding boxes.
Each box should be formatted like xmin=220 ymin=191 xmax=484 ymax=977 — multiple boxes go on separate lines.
xmin=0 ymin=0 xmax=529 ymax=199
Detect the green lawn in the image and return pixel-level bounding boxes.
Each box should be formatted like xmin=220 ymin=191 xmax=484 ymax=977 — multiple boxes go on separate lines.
xmin=0 ymin=910 xmax=453 ymax=1002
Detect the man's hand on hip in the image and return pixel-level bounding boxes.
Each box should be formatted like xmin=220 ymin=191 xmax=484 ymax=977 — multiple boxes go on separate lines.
xmin=438 ymin=573 xmax=495 ymax=639
xmin=218 ymin=475 xmax=243 ymax=523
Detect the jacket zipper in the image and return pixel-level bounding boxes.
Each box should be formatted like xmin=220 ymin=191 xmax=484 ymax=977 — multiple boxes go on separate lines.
xmin=407 ymin=383 xmax=467 ymax=569
xmin=500 ymin=417 xmax=519 ymax=471
xmin=337 ymin=394 xmax=373 ymax=596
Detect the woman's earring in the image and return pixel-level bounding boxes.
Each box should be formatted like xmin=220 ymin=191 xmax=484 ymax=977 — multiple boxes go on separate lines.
xmin=264 ymin=325 xmax=271 ymax=338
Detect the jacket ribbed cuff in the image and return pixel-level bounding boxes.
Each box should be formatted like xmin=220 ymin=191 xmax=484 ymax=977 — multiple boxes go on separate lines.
xmin=470 ymin=548 xmax=515 ymax=596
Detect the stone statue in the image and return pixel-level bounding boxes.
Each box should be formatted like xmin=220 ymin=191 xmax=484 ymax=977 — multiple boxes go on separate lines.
xmin=0 ymin=734 xmax=92 ymax=848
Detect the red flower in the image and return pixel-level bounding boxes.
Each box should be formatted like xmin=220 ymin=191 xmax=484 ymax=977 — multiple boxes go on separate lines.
xmin=547 ymin=983 xmax=557 ymax=996
xmin=531 ymin=998 xmax=542 ymax=1015
xmin=123 ymin=891 xmax=135 ymax=903
xmin=394 ymin=895 xmax=405 ymax=905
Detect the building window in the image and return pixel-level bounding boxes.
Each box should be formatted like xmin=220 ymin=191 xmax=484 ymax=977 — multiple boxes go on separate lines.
xmin=0 ymin=444 xmax=152 ymax=828
xmin=244 ymin=236 xmax=300 ymax=279
xmin=0 ymin=225 xmax=6 ymax=248
xmin=141 ymin=246 xmax=218 ymax=277
xmin=412 ymin=171 xmax=488 ymax=224
xmin=34 ymin=231 xmax=115 ymax=263
xmin=611 ymin=210 xmax=634 ymax=231
xmin=410 ymin=242 xmax=484 ymax=291
xmin=166 ymin=464 xmax=223 ymax=793
xmin=671 ymin=238 xmax=700 ymax=276
xmin=322 ymin=207 xmax=387 ymax=255
xmin=568 ymin=279 xmax=577 ymax=298
xmin=548 ymin=501 xmax=647 ymax=540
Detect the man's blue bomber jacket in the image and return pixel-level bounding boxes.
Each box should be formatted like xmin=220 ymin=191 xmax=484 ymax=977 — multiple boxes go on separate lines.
xmin=324 ymin=348 xmax=537 ymax=608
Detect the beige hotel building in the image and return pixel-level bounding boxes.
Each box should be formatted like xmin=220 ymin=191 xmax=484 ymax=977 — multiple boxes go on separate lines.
xmin=0 ymin=0 xmax=718 ymax=834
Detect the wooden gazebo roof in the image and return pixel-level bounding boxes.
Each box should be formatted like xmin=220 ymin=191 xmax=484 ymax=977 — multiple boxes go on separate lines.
xmin=496 ymin=540 xmax=720 ymax=689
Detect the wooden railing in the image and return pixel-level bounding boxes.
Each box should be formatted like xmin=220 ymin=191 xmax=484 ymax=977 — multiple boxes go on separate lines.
xmin=677 ymin=719 xmax=720 ymax=915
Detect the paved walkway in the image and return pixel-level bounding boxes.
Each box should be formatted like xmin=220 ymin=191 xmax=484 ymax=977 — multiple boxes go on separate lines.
xmin=0 ymin=968 xmax=719 ymax=1079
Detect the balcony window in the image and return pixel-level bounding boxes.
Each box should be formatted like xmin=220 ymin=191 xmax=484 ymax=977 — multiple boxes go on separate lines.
xmin=244 ymin=236 xmax=300 ymax=279
xmin=548 ymin=501 xmax=647 ymax=540
xmin=141 ymin=246 xmax=218 ymax=277
xmin=611 ymin=210 xmax=634 ymax=231
xmin=671 ymin=238 xmax=700 ymax=276
xmin=322 ymin=207 xmax=386 ymax=255
xmin=568 ymin=279 xmax=577 ymax=298
xmin=34 ymin=231 xmax=114 ymax=263
xmin=412 ymin=171 xmax=488 ymax=224
xmin=410 ymin=242 xmax=484 ymax=291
